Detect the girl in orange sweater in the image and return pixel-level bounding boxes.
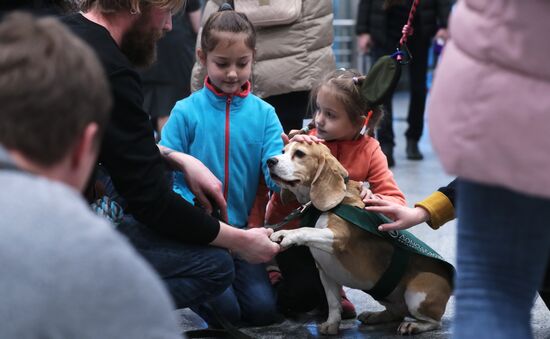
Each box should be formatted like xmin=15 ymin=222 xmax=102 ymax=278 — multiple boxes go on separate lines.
xmin=266 ymin=68 xmax=406 ymax=317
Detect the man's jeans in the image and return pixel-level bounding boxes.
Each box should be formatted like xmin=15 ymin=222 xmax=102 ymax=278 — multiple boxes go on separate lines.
xmin=118 ymin=217 xmax=234 ymax=308
xmin=454 ymin=179 xmax=550 ymax=339
xmin=192 ymin=257 xmax=282 ymax=327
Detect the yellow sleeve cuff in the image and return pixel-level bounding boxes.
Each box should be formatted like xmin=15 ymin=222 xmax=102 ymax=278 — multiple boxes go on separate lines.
xmin=415 ymin=191 xmax=455 ymax=230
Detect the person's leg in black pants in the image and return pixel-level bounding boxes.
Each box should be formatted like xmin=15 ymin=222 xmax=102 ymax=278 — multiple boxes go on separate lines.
xmin=372 ymin=47 xmax=396 ymax=167
xmin=275 ymin=245 xmax=326 ymax=315
xmin=404 ymin=35 xmax=431 ymax=160
xmin=263 ymin=91 xmax=310 ymax=134
xmin=377 ymin=97 xmax=395 ymax=167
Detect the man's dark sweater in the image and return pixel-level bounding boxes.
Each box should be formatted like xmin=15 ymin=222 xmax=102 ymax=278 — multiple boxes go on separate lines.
xmin=62 ymin=14 xmax=219 ymax=244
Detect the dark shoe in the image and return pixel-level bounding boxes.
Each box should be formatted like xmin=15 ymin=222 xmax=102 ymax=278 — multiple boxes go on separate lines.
xmin=381 ymin=144 xmax=395 ymax=167
xmin=406 ymin=139 xmax=424 ymax=160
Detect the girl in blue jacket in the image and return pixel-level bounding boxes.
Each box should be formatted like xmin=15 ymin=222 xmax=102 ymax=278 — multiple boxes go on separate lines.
xmin=160 ymin=4 xmax=284 ymax=327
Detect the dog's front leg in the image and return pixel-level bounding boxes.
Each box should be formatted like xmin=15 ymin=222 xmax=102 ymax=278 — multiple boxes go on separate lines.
xmin=270 ymin=228 xmax=334 ymax=253
xmin=318 ymin=269 xmax=342 ymax=335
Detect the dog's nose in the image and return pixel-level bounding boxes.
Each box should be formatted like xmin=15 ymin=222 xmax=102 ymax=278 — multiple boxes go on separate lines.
xmin=267 ymin=157 xmax=278 ymax=168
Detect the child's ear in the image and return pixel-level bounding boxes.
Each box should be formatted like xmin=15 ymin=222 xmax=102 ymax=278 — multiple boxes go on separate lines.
xmin=197 ymin=49 xmax=206 ymax=66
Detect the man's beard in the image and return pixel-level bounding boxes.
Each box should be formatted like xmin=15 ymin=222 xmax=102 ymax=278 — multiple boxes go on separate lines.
xmin=120 ymin=12 xmax=164 ymax=68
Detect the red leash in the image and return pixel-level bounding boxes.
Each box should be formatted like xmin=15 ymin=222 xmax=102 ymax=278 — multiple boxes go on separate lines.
xmin=395 ymin=0 xmax=420 ymax=63
xmin=400 ymin=0 xmax=420 ymax=46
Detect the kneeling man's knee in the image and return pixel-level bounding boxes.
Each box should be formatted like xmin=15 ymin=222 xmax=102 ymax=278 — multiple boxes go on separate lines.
xmin=202 ymin=248 xmax=235 ymax=296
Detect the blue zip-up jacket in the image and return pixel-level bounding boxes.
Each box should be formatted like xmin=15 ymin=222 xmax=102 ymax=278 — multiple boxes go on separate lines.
xmin=160 ymin=79 xmax=283 ymax=227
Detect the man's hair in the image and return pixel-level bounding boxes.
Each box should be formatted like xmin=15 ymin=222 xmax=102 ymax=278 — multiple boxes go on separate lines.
xmin=79 ymin=0 xmax=185 ymax=14
xmin=0 ymin=12 xmax=111 ymax=166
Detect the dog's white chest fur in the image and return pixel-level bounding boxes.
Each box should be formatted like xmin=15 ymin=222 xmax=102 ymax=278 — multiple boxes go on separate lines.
xmin=310 ymin=214 xmax=372 ymax=290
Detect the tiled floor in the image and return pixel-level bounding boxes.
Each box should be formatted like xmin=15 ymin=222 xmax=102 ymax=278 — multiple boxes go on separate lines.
xmin=178 ymin=92 xmax=550 ymax=338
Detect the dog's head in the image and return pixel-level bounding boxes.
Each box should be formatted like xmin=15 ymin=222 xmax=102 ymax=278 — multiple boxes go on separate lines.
xmin=267 ymin=142 xmax=349 ymax=211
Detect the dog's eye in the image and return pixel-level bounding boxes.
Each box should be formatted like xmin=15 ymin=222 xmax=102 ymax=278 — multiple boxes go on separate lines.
xmin=281 ymin=149 xmax=285 ymax=154
xmin=294 ymin=150 xmax=306 ymax=158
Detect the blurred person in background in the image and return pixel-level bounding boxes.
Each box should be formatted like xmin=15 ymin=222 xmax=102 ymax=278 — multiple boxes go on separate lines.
xmin=0 ymin=0 xmax=77 ymax=17
xmin=356 ymin=0 xmax=452 ymax=167
xmin=429 ymin=1 xmax=550 ymax=337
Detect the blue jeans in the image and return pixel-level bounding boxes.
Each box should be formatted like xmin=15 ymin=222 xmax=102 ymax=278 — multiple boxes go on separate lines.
xmin=454 ymin=179 xmax=550 ymax=339
xmin=192 ymin=257 xmax=282 ymax=327
xmin=117 ymin=217 xmax=235 ymax=309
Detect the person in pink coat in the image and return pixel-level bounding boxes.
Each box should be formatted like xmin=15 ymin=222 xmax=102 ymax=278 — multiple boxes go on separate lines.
xmin=428 ymin=1 xmax=550 ymax=338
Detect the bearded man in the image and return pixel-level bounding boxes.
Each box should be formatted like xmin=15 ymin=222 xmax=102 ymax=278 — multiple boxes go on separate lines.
xmin=62 ymin=0 xmax=280 ymax=309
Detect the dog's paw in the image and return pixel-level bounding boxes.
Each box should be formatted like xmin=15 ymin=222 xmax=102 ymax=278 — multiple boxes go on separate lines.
xmin=269 ymin=230 xmax=287 ymax=243
xmin=270 ymin=230 xmax=293 ymax=245
xmin=397 ymin=319 xmax=439 ymax=335
xmin=397 ymin=320 xmax=419 ymax=335
xmin=319 ymin=321 xmax=340 ymax=335
xmin=270 ymin=230 xmax=301 ymax=248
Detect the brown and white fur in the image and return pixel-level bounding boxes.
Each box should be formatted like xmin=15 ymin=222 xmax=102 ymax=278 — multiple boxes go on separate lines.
xmin=267 ymin=142 xmax=452 ymax=335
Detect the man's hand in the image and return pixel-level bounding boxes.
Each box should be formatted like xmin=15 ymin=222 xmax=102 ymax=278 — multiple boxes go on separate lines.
xmin=158 ymin=145 xmax=228 ymax=221
xmin=233 ymin=227 xmax=280 ymax=263
xmin=212 ymin=223 xmax=280 ymax=264
xmin=364 ymin=199 xmax=430 ymax=232
xmin=357 ymin=33 xmax=373 ymax=54
xmin=180 ymin=154 xmax=228 ymax=222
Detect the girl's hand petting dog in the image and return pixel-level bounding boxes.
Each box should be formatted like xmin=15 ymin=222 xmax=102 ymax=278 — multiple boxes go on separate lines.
xmin=364 ymin=199 xmax=430 ymax=232
xmin=290 ymin=134 xmax=324 ymax=144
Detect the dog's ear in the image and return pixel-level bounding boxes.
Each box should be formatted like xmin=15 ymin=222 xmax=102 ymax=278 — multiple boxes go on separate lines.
xmin=310 ymin=152 xmax=349 ymax=211
xmin=280 ymin=188 xmax=297 ymax=205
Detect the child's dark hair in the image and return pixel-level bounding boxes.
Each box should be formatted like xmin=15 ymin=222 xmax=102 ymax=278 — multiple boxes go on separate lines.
xmin=200 ymin=3 xmax=256 ymax=54
xmin=309 ymin=68 xmax=384 ymax=137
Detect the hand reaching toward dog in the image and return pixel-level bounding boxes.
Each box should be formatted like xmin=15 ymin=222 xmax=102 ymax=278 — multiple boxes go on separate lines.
xmin=364 ymin=199 xmax=430 ymax=231
xmin=157 ymin=145 xmax=228 ymax=222
xmin=181 ymin=155 xmax=229 ymax=222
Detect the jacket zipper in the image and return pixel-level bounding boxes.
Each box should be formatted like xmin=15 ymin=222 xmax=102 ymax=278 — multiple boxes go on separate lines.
xmin=223 ymin=96 xmax=231 ymax=201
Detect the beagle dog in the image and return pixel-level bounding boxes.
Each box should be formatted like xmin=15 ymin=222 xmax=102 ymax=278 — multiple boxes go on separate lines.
xmin=267 ymin=142 xmax=452 ymax=335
